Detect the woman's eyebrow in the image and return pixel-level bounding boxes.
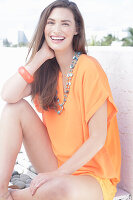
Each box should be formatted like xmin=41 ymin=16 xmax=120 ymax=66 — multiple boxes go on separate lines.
xmin=47 ymin=18 xmax=72 ymax=23
xmin=61 ymin=20 xmax=72 ymax=23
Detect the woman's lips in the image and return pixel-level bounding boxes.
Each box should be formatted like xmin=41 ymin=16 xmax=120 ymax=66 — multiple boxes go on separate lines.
xmin=50 ymin=36 xmax=65 ymax=43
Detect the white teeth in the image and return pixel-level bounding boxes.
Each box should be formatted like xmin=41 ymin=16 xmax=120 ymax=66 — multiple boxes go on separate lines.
xmin=51 ymin=36 xmax=65 ymax=40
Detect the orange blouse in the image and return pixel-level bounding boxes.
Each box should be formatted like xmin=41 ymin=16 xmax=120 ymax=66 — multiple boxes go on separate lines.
xmin=34 ymin=54 xmax=121 ymax=186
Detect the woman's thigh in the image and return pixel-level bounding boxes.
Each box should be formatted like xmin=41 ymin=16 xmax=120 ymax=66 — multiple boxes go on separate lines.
xmin=3 ymin=99 xmax=58 ymax=173
xmin=34 ymin=174 xmax=103 ymax=200
xmin=64 ymin=174 xmax=103 ymax=200
xmin=11 ymin=174 xmax=103 ymax=200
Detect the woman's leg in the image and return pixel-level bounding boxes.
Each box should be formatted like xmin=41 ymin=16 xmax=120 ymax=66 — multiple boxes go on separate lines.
xmin=11 ymin=175 xmax=103 ymax=200
xmin=0 ymin=99 xmax=58 ymax=197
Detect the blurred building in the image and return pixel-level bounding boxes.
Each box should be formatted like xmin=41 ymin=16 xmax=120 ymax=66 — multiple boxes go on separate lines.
xmin=18 ymin=31 xmax=28 ymax=45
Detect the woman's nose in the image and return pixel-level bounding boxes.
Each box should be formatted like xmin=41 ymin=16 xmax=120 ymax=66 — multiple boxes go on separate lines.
xmin=53 ymin=24 xmax=62 ymax=33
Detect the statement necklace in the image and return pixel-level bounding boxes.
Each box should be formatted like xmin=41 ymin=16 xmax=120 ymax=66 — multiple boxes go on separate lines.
xmin=55 ymin=52 xmax=81 ymax=115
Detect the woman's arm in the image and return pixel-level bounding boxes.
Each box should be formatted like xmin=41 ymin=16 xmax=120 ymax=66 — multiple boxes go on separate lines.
xmin=1 ymin=57 xmax=42 ymax=103
xmin=1 ymin=42 xmax=55 ymax=103
xmin=57 ymin=100 xmax=107 ymax=175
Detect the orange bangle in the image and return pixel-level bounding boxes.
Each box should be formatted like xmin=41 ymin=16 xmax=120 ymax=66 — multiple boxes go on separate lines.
xmin=18 ymin=66 xmax=34 ymax=83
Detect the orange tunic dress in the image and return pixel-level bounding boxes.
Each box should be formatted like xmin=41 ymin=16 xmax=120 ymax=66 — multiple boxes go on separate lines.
xmin=34 ymin=54 xmax=121 ymax=187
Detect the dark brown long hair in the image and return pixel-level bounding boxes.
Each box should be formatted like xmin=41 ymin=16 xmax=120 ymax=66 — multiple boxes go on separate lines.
xmin=26 ymin=0 xmax=87 ymax=111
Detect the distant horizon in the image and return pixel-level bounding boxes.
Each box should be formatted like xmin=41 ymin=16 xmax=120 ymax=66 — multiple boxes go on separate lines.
xmin=0 ymin=0 xmax=133 ymax=43
xmin=0 ymin=27 xmax=130 ymax=45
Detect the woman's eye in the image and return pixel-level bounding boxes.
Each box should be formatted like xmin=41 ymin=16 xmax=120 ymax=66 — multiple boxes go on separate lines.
xmin=62 ymin=23 xmax=69 ymax=26
xmin=47 ymin=21 xmax=54 ymax=24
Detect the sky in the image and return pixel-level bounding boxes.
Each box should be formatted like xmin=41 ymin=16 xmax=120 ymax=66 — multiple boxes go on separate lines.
xmin=0 ymin=0 xmax=133 ymax=43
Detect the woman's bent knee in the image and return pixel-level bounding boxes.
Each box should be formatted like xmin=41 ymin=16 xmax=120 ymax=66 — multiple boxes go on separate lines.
xmin=1 ymin=99 xmax=31 ymax=118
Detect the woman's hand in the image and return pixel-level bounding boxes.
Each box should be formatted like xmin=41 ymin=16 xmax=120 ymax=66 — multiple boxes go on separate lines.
xmin=30 ymin=170 xmax=64 ymax=196
xmin=27 ymin=41 xmax=55 ymax=70
xmin=35 ymin=41 xmax=55 ymax=64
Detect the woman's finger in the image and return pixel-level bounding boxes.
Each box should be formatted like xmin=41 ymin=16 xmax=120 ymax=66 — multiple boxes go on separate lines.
xmin=31 ymin=185 xmax=39 ymax=196
xmin=36 ymin=179 xmax=46 ymax=188
xmin=30 ymin=179 xmax=40 ymax=195
xmin=30 ymin=175 xmax=41 ymax=188
xmin=32 ymin=179 xmax=48 ymax=195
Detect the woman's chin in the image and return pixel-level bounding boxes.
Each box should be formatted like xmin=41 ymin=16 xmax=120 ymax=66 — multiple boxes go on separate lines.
xmin=51 ymin=47 xmax=65 ymax=53
xmin=48 ymin=42 xmax=68 ymax=52
xmin=48 ymin=42 xmax=72 ymax=54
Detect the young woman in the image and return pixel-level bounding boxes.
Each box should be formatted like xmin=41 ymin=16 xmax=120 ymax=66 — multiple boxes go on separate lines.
xmin=0 ymin=0 xmax=121 ymax=199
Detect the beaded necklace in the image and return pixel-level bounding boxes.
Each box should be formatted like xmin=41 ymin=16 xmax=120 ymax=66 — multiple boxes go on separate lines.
xmin=55 ymin=52 xmax=81 ymax=114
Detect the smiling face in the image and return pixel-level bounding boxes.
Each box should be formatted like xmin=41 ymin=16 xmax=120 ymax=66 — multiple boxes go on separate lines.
xmin=44 ymin=7 xmax=77 ymax=53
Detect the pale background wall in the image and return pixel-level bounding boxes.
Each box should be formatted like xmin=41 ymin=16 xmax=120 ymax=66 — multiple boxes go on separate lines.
xmin=0 ymin=47 xmax=133 ymax=196
xmin=88 ymin=46 xmax=133 ymax=196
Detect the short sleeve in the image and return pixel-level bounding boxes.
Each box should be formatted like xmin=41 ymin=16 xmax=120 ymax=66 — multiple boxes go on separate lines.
xmin=33 ymin=94 xmax=43 ymax=113
xmin=82 ymin=58 xmax=118 ymax=126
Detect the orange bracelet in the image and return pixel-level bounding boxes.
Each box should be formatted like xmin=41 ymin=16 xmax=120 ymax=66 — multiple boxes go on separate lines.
xmin=18 ymin=66 xmax=34 ymax=83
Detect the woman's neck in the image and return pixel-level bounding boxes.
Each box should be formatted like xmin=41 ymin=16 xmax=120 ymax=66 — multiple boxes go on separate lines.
xmin=55 ymin=49 xmax=75 ymax=77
